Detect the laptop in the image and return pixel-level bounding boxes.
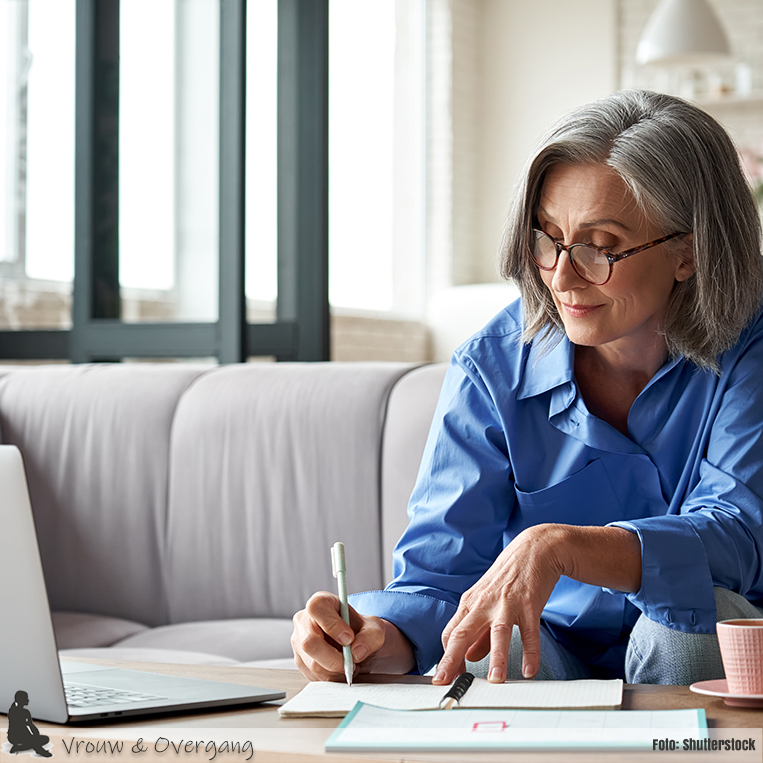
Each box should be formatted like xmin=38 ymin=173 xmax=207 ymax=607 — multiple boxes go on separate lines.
xmin=0 ymin=445 xmax=285 ymax=723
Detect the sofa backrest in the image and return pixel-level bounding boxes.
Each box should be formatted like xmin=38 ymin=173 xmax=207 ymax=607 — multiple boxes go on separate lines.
xmin=162 ymin=362 xmax=418 ymax=623
xmin=0 ymin=364 xmax=207 ymax=626
xmin=381 ymin=363 xmax=448 ymax=582
xmin=0 ymin=361 xmax=446 ymax=627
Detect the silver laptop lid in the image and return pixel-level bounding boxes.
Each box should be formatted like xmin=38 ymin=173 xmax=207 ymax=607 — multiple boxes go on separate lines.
xmin=0 ymin=446 xmax=69 ymax=723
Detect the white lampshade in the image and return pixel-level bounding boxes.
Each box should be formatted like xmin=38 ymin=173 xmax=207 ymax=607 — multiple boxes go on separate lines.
xmin=636 ymin=0 xmax=731 ymax=66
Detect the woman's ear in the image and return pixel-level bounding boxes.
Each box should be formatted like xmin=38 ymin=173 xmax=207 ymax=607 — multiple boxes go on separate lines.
xmin=675 ymin=233 xmax=695 ymax=282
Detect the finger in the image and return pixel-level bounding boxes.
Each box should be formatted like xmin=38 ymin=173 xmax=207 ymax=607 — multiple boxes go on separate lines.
xmin=465 ymin=629 xmax=491 ymax=663
xmin=293 ymin=648 xmax=345 ymax=683
xmin=292 ymin=609 xmax=348 ymax=676
xmin=518 ymin=620 xmax=542 ymax=679
xmin=441 ymin=606 xmax=469 ymax=652
xmin=305 ymin=591 xmax=354 ymax=647
xmin=487 ymin=622 xmax=513 ymax=683
xmin=348 ymin=611 xmax=385 ymax=664
xmin=292 ymin=624 xmax=339 ymax=683
xmin=292 ymin=648 xmax=320 ymax=681
xmin=434 ymin=617 xmax=485 ymax=685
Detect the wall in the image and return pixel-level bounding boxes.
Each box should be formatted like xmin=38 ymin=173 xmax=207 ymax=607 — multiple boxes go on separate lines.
xmin=472 ymin=0 xmax=618 ymax=284
xmin=427 ymin=0 xmax=618 ymax=295
xmin=454 ymin=0 xmax=763 ymax=288
xmin=619 ymin=0 xmax=763 ymax=152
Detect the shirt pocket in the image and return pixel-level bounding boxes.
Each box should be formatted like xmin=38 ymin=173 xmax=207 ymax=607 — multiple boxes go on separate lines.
xmin=512 ymin=458 xmax=624 ymax=530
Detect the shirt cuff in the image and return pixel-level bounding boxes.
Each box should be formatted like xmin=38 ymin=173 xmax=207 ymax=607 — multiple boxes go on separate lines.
xmin=350 ymin=589 xmax=458 ymax=675
xmin=606 ymin=517 xmax=717 ymax=633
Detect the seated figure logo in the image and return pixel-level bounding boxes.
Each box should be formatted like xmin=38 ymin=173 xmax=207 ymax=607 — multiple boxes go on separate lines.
xmin=5 ymin=690 xmax=53 ymax=757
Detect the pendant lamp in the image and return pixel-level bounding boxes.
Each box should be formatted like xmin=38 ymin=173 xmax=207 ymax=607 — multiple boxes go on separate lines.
xmin=636 ymin=0 xmax=731 ymax=66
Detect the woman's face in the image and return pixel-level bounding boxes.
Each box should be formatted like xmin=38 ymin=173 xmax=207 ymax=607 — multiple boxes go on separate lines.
xmin=535 ymin=162 xmax=693 ymax=357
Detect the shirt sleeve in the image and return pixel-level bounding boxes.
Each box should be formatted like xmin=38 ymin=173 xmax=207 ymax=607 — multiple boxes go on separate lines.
xmin=352 ymin=352 xmax=515 ymax=674
xmin=609 ymin=323 xmax=763 ymax=633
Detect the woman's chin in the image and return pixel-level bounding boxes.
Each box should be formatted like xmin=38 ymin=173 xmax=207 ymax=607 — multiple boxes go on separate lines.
xmin=560 ymin=322 xmax=609 ymax=348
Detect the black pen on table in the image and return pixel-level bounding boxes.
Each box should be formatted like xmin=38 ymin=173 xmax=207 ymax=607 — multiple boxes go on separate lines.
xmin=331 ymin=541 xmax=353 ymax=686
xmin=438 ymin=672 xmax=474 ymax=709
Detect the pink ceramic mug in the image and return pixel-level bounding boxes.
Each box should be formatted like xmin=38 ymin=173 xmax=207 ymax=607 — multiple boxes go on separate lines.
xmin=716 ymin=619 xmax=763 ymax=694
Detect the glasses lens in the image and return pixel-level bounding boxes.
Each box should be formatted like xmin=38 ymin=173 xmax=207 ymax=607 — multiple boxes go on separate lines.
xmin=532 ymin=230 xmax=558 ymax=268
xmin=571 ymin=246 xmax=610 ymax=285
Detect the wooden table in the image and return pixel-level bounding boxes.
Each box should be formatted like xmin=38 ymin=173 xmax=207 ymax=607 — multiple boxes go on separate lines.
xmin=7 ymin=659 xmax=763 ymax=763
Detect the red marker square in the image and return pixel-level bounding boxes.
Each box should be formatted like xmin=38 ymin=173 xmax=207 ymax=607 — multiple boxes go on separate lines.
xmin=472 ymin=721 xmax=507 ymax=732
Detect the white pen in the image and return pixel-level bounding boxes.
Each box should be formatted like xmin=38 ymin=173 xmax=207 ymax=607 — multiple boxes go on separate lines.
xmin=331 ymin=541 xmax=354 ymax=686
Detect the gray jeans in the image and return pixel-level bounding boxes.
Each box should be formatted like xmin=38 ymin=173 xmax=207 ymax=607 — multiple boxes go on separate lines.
xmin=467 ymin=588 xmax=763 ymax=684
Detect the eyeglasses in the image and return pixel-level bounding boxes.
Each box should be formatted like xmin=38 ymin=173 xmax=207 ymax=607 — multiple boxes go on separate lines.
xmin=530 ymin=228 xmax=685 ymax=285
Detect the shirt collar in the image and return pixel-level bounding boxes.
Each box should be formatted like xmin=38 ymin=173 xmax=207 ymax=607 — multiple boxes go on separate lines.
xmin=516 ymin=331 xmax=575 ymax=400
xmin=516 ymin=330 xmax=688 ymax=403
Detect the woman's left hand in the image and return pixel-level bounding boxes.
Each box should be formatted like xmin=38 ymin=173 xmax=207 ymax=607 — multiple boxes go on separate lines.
xmin=433 ymin=524 xmax=565 ymax=685
xmin=432 ymin=523 xmax=641 ymax=685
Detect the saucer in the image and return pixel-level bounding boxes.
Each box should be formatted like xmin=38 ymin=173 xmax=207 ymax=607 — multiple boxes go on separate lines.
xmin=690 ymin=679 xmax=763 ymax=708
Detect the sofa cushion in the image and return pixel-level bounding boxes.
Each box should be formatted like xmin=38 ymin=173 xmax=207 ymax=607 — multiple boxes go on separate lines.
xmin=52 ymin=611 xmax=149 ymax=649
xmin=164 ymin=362 xmax=419 ymax=624
xmin=240 ymin=657 xmax=297 ymax=669
xmin=381 ymin=364 xmax=448 ymax=582
xmin=0 ymin=364 xmax=209 ymax=626
xmin=59 ymin=648 xmax=237 ymax=666
xmin=111 ymin=618 xmax=295 ymax=662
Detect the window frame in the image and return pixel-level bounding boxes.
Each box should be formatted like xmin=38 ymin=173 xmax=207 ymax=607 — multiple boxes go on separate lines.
xmin=0 ymin=0 xmax=330 ymax=363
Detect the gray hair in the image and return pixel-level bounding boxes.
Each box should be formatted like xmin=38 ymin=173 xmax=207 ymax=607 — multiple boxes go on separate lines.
xmin=500 ymin=89 xmax=763 ymax=371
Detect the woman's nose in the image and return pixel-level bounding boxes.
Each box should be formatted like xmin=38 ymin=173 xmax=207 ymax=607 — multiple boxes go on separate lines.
xmin=551 ymin=248 xmax=587 ymax=291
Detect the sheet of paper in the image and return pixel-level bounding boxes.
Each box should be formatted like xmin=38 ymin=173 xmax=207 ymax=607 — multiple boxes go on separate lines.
xmin=279 ymin=677 xmax=623 ymax=718
xmin=325 ymin=703 xmax=708 ymax=752
xmin=461 ymin=678 xmax=623 ymax=709
xmin=279 ymin=682 xmax=444 ymax=717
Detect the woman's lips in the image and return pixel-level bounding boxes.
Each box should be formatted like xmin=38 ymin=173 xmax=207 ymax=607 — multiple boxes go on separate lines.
xmin=561 ymin=302 xmax=602 ymax=318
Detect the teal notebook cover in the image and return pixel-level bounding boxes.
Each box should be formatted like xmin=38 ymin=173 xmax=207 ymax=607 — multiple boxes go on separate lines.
xmin=325 ymin=702 xmax=708 ymax=752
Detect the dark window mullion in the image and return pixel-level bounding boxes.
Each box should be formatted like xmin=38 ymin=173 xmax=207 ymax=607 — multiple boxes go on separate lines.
xmin=72 ymin=0 xmax=95 ymax=362
xmin=73 ymin=0 xmax=120 ymax=363
xmin=218 ymin=0 xmax=247 ymax=363
xmin=277 ymin=0 xmax=330 ymax=362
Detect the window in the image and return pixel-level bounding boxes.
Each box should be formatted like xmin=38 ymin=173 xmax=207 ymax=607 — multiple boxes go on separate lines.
xmin=120 ymin=0 xmax=220 ymax=323
xmin=245 ymin=0 xmax=278 ymax=321
xmin=0 ymin=0 xmax=430 ymax=362
xmin=329 ymin=0 xmax=426 ymax=315
xmin=1 ymin=0 xmax=75 ymax=335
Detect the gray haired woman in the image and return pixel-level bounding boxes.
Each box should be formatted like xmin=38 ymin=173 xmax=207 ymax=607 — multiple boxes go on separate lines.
xmin=291 ymin=90 xmax=763 ymax=685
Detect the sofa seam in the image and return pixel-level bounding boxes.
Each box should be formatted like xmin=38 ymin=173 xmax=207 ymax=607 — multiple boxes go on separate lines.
xmin=161 ymin=365 xmax=220 ymax=625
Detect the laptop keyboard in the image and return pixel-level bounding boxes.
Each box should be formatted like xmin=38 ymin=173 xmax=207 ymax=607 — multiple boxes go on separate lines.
xmin=65 ymin=682 xmax=168 ymax=708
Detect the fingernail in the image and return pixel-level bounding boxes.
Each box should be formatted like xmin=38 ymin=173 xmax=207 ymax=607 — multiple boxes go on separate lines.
xmin=338 ymin=631 xmax=352 ymax=646
xmin=523 ymin=665 xmax=534 ymax=678
xmin=489 ymin=667 xmax=503 ymax=682
xmin=434 ymin=670 xmax=446 ymax=683
xmin=353 ymin=645 xmax=367 ymax=662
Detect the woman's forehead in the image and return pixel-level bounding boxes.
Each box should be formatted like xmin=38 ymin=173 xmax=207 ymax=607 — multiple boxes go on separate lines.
xmin=538 ymin=163 xmax=643 ymax=230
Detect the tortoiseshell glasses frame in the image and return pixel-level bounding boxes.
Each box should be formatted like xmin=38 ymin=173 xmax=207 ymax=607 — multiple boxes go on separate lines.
xmin=530 ymin=228 xmax=686 ymax=285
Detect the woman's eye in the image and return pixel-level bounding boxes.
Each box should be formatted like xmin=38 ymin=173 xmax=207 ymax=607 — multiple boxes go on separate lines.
xmin=588 ymin=240 xmax=616 ymax=252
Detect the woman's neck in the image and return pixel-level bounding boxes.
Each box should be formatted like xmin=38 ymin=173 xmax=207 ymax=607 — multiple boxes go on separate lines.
xmin=573 ymin=340 xmax=670 ymax=436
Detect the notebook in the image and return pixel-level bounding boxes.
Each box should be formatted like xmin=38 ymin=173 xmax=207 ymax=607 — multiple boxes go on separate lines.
xmin=325 ymin=703 xmax=707 ymax=752
xmin=279 ymin=675 xmax=623 ymax=717
xmin=0 ymin=445 xmax=285 ymax=723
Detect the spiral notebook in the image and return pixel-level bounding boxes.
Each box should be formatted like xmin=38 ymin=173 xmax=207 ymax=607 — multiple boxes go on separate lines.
xmin=279 ymin=676 xmax=623 ymax=718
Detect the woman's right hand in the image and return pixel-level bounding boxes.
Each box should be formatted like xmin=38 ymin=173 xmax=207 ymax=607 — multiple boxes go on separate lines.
xmin=291 ymin=591 xmax=416 ymax=681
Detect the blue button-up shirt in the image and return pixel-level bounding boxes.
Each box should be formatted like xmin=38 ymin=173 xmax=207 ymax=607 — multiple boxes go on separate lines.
xmin=351 ymin=298 xmax=763 ymax=677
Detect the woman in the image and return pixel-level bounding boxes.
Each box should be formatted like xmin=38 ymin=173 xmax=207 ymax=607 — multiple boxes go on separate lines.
xmin=291 ymin=90 xmax=763 ymax=686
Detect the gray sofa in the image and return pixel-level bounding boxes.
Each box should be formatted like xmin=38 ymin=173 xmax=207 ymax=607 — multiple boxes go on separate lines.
xmin=0 ymin=361 xmax=447 ymax=668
